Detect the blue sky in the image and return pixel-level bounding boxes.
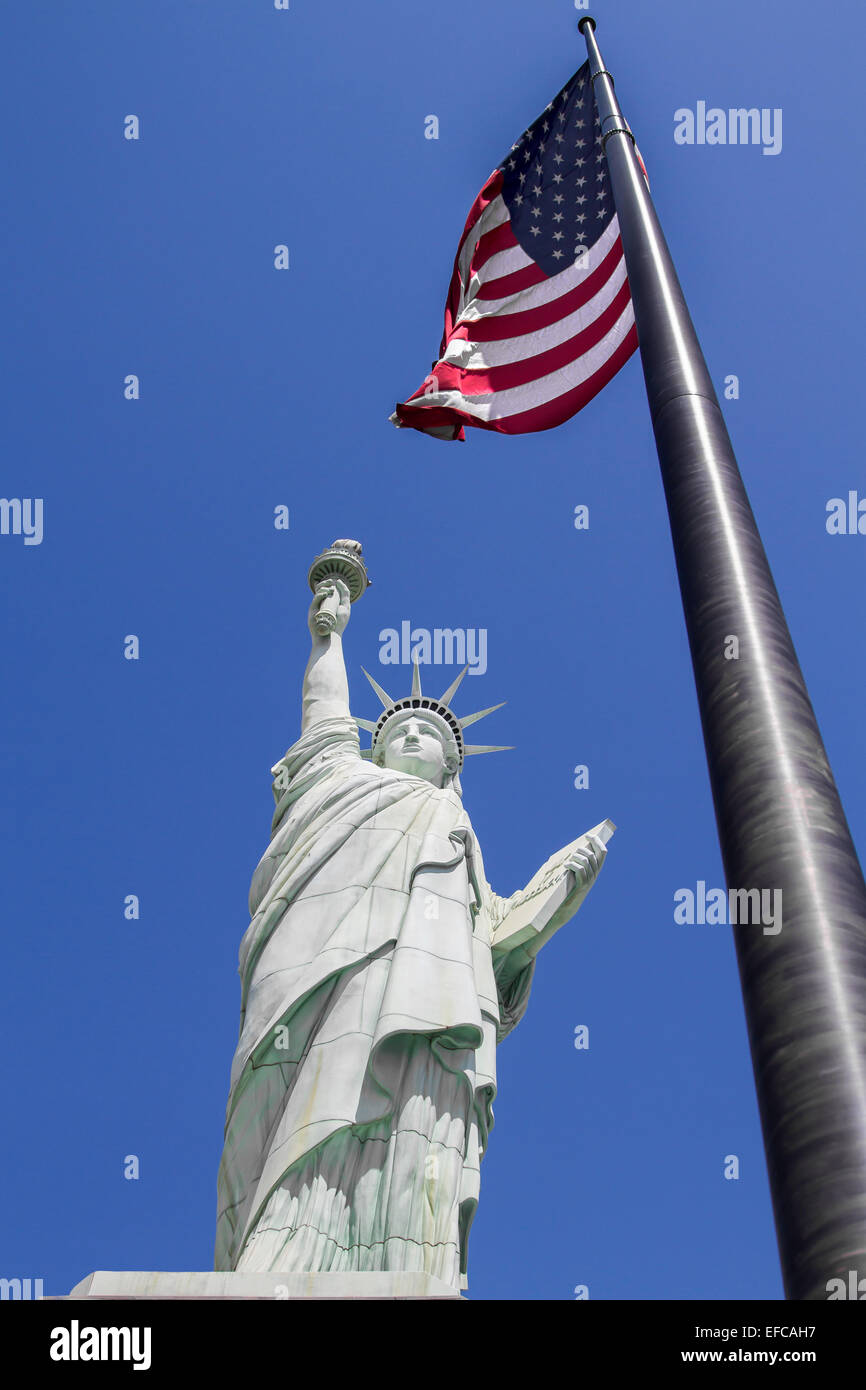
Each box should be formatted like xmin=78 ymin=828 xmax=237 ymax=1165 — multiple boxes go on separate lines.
xmin=3 ymin=0 xmax=864 ymax=1300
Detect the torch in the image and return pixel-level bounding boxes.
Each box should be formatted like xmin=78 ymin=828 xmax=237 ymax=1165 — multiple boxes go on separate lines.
xmin=307 ymin=539 xmax=371 ymax=635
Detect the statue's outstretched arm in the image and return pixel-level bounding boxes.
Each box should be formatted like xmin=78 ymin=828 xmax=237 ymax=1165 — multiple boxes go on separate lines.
xmin=491 ymin=826 xmax=611 ymax=987
xmin=302 ymin=577 xmax=352 ymax=732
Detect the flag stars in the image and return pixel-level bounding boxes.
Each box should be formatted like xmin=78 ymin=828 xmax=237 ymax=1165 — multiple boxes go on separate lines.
xmin=499 ymin=67 xmax=618 ymax=276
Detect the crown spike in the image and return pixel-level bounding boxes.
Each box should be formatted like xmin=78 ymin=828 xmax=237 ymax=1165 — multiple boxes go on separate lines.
xmin=411 ymin=657 xmax=423 ymax=699
xmin=459 ymin=701 xmax=506 ymax=730
xmin=354 ymin=717 xmax=378 ymax=734
xmin=360 ymin=667 xmax=394 ymax=709
xmin=439 ymin=665 xmax=470 ymax=705
xmin=463 ymin=744 xmax=514 ymax=756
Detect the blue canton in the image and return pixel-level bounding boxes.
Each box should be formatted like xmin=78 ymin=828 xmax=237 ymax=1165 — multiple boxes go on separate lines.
xmin=498 ymin=61 xmax=614 ymax=277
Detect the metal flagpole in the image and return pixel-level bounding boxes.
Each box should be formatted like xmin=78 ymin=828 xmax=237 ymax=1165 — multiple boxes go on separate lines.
xmin=577 ymin=15 xmax=866 ymax=1300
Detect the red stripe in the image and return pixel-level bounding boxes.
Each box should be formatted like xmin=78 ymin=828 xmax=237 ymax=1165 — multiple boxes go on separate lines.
xmin=441 ymin=170 xmax=504 ymax=350
xmin=392 ymin=401 xmax=468 ymax=439
xmin=453 ymin=237 xmax=626 ymax=342
xmin=400 ymin=278 xmax=630 ymax=399
xmin=475 ymin=260 xmax=547 ymax=300
xmin=394 ymin=323 xmax=638 ymax=438
xmin=454 ymin=169 xmax=503 ymax=263
xmin=391 ymin=402 xmax=466 ymax=439
xmin=452 ymin=277 xmax=634 ymax=394
xmin=467 ymin=219 xmax=519 ymax=278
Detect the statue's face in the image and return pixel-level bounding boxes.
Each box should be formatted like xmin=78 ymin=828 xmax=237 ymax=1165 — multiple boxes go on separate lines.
xmin=380 ymin=713 xmax=451 ymax=786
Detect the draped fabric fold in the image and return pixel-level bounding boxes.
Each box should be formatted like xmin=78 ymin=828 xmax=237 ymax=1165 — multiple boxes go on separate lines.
xmin=215 ymin=716 xmax=534 ymax=1289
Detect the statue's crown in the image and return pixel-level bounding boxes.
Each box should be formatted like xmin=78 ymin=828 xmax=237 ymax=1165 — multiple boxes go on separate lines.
xmin=356 ymin=659 xmax=511 ymax=770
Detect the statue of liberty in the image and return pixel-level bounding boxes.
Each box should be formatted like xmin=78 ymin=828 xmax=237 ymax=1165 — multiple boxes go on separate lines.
xmin=215 ymin=541 xmax=612 ymax=1292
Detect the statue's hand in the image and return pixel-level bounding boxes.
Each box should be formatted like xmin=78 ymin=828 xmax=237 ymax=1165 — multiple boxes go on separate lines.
xmin=562 ymin=832 xmax=608 ymax=904
xmin=308 ymin=577 xmax=351 ymax=638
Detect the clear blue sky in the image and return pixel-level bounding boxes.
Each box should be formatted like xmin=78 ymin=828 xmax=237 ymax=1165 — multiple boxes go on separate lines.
xmin=3 ymin=0 xmax=864 ymax=1300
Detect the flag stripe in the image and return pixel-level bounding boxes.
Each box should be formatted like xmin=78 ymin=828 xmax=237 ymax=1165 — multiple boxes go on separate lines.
xmin=454 ymin=171 xmax=504 ymax=265
xmin=475 ymin=261 xmax=547 ymax=301
xmin=404 ymin=299 xmax=635 ymax=420
xmin=454 ymin=238 xmax=626 ymax=344
xmin=446 ymin=172 xmax=505 ymax=341
xmin=442 ymin=267 xmax=631 ymax=386
xmin=468 ymin=217 xmax=520 ymax=277
xmin=458 ymin=215 xmax=624 ymax=323
xmin=396 ymin=322 xmax=638 ymax=436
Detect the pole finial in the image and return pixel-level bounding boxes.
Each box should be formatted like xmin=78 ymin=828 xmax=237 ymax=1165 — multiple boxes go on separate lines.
xmin=577 ymin=14 xmax=596 ymax=34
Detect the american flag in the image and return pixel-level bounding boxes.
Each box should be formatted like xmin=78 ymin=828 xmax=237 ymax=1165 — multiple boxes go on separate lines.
xmin=390 ymin=61 xmax=640 ymax=440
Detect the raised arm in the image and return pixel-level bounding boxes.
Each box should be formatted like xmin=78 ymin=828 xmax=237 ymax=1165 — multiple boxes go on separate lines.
xmin=302 ymin=578 xmax=352 ymax=732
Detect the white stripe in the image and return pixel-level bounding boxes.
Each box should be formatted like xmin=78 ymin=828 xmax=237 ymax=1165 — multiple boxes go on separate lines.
xmin=459 ymin=215 xmax=623 ymax=322
xmin=442 ymin=255 xmax=628 ymax=371
xmin=464 ymin=239 xmax=533 ymax=298
xmin=456 ymin=194 xmax=510 ymax=292
xmin=424 ymin=300 xmax=635 ymax=422
xmin=455 ymin=195 xmax=510 ymax=322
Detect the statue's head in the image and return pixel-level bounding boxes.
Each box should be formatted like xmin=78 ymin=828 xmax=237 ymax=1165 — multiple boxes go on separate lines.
xmin=375 ymin=710 xmax=462 ymax=789
xmin=358 ymin=660 xmax=511 ymax=796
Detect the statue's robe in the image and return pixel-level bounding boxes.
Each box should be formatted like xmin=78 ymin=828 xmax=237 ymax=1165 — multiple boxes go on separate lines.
xmin=214 ymin=715 xmax=535 ymax=1289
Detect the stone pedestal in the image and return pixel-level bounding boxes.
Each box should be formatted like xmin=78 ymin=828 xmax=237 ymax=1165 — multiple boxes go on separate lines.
xmin=66 ymin=1271 xmax=462 ymax=1300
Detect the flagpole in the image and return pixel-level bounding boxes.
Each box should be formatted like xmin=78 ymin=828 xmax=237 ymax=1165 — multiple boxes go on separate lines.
xmin=577 ymin=15 xmax=866 ymax=1300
